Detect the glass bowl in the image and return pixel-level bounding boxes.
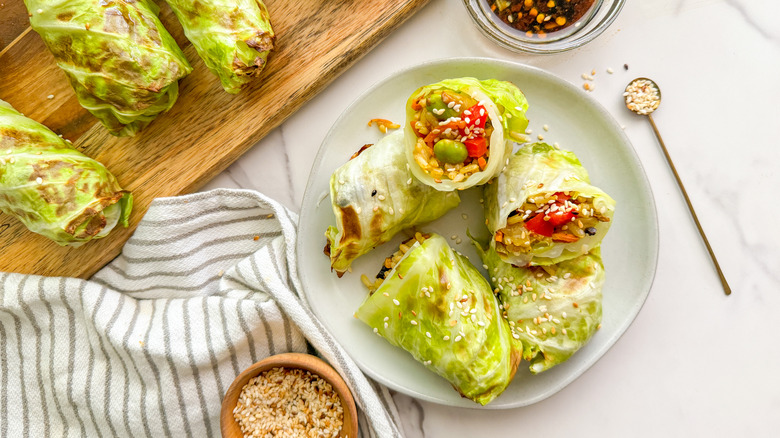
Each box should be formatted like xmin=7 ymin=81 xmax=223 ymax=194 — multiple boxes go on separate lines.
xmin=463 ymin=0 xmax=626 ymax=54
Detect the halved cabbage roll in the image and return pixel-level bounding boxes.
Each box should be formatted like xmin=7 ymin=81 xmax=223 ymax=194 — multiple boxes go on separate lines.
xmin=405 ymin=77 xmax=529 ymax=191
xmin=163 ymin=0 xmax=275 ymax=94
xmin=25 ymin=0 xmax=192 ymax=136
xmin=356 ymin=233 xmax=522 ymax=405
xmin=484 ymin=142 xmax=615 ymax=266
xmin=0 ymin=100 xmax=132 ymax=245
xmin=325 ymin=131 xmax=460 ymax=276
xmin=476 ymin=241 xmax=604 ymax=374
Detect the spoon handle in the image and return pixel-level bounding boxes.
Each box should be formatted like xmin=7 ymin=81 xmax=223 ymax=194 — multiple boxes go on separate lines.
xmin=647 ymin=114 xmax=732 ymax=295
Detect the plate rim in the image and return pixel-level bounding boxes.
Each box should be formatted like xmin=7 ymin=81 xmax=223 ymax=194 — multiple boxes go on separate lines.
xmin=296 ymin=56 xmax=659 ymax=409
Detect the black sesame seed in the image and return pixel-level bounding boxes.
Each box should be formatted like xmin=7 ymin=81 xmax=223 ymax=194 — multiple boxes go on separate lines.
xmin=623 ymin=64 xmax=629 ymax=71
xmin=376 ymin=264 xmax=391 ymax=279
xmin=585 ymin=227 xmax=597 ymax=236
xmin=371 ymin=189 xmax=377 ymax=197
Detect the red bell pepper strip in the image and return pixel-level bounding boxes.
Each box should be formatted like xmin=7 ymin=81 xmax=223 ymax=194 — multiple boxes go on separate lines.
xmin=524 ymin=214 xmax=554 ymax=237
xmin=464 ymin=137 xmax=487 ymax=157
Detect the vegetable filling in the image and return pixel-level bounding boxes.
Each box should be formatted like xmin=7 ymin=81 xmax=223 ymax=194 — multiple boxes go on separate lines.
xmin=361 ymin=232 xmax=430 ymax=293
xmin=410 ymin=89 xmax=494 ymax=183
xmin=495 ymin=191 xmax=609 ymax=257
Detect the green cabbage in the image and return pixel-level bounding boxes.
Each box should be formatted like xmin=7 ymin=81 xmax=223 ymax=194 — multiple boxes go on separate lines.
xmin=0 ymin=100 xmax=132 ymax=246
xmin=476 ymin=240 xmax=604 ymax=374
xmin=404 ymin=77 xmax=529 ymax=191
xmin=484 ymin=142 xmax=616 ymax=266
xmin=356 ymin=234 xmax=522 ymax=405
xmin=326 ymin=131 xmax=460 ymax=276
xmin=24 ymin=0 xmax=192 ymax=136
xmin=163 ymin=0 xmax=274 ymax=94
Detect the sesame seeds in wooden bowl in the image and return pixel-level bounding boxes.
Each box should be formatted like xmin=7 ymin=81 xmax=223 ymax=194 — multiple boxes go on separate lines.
xmin=220 ymin=353 xmax=358 ymax=438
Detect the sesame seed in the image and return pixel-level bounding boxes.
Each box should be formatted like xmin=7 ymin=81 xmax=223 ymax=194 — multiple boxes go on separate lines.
xmin=454 ymin=335 xmax=462 ymax=342
xmin=233 ymin=367 xmax=344 ymax=437
xmin=410 ymin=320 xmax=418 ymax=326
xmin=46 ymin=94 xmax=54 ymax=99
xmin=36 ymin=177 xmax=43 ymax=184
xmin=392 ymin=299 xmax=400 ymax=306
xmin=373 ymin=327 xmax=379 ymax=333
xmin=425 ymin=332 xmax=431 ymax=338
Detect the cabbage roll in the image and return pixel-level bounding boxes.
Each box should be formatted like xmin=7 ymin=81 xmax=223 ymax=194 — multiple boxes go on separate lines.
xmin=405 ymin=77 xmax=529 ymax=191
xmin=484 ymin=142 xmax=615 ymax=266
xmin=356 ymin=234 xmax=522 ymax=405
xmin=325 ymin=131 xmax=460 ymax=276
xmin=25 ymin=0 xmax=192 ymax=136
xmin=163 ymin=0 xmax=274 ymax=94
xmin=0 ymin=100 xmax=132 ymax=245
xmin=476 ymin=241 xmax=604 ymax=374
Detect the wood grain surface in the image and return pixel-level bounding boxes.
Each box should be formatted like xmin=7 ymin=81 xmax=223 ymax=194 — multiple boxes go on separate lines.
xmin=0 ymin=0 xmax=429 ymax=278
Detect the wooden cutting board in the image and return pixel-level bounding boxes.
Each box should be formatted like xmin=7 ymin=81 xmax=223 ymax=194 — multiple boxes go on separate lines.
xmin=0 ymin=0 xmax=429 ymax=278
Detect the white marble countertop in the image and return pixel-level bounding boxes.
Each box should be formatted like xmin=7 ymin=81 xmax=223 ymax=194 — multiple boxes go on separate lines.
xmin=204 ymin=0 xmax=779 ymax=435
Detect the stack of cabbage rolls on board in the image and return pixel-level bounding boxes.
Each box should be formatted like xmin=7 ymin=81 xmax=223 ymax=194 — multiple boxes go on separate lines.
xmin=23 ymin=0 xmax=275 ymax=136
xmin=1 ymin=0 xmax=275 ymax=245
xmin=325 ymin=77 xmax=616 ymax=405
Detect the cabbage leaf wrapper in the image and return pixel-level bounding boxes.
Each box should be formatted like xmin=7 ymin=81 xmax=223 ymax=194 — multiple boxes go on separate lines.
xmin=356 ymin=234 xmax=522 ymax=405
xmin=476 ymin=240 xmax=604 ymax=374
xmin=24 ymin=0 xmax=192 ymax=136
xmin=163 ymin=0 xmax=274 ymax=94
xmin=326 ymin=131 xmax=460 ymax=276
xmin=0 ymin=100 xmax=132 ymax=246
xmin=404 ymin=77 xmax=529 ymax=191
xmin=484 ymin=143 xmax=616 ymax=266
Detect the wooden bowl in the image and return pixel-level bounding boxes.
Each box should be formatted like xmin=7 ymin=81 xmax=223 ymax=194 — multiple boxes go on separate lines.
xmin=220 ymin=353 xmax=358 ymax=438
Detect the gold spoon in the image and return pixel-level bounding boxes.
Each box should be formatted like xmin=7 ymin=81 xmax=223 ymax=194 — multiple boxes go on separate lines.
xmin=624 ymin=78 xmax=731 ymax=296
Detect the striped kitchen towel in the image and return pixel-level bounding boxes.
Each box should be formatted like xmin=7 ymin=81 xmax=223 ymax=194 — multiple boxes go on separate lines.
xmin=0 ymin=189 xmax=403 ymax=438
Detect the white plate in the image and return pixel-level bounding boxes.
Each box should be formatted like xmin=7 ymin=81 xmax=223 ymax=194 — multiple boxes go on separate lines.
xmin=297 ymin=58 xmax=658 ymax=408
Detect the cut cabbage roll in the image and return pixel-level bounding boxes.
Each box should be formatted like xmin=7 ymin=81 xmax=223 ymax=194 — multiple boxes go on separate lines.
xmin=163 ymin=0 xmax=275 ymax=94
xmin=356 ymin=234 xmax=522 ymax=405
xmin=24 ymin=0 xmax=192 ymax=136
xmin=325 ymin=131 xmax=460 ymax=276
xmin=476 ymin=240 xmax=604 ymax=374
xmin=484 ymin=142 xmax=615 ymax=266
xmin=405 ymin=77 xmax=529 ymax=191
xmin=0 ymin=100 xmax=132 ymax=245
